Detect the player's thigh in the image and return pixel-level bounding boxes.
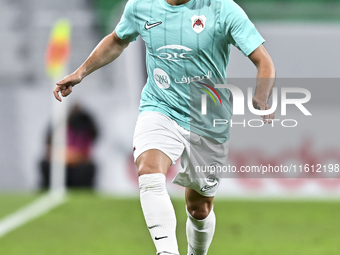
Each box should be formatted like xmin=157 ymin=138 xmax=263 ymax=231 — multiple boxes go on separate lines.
xmin=133 ymin=112 xmax=185 ymax=176
xmin=185 ymin=187 xmax=214 ymax=220
xmin=173 ymin=133 xmax=229 ymax=197
xmin=136 ymin=149 xmax=172 ymax=176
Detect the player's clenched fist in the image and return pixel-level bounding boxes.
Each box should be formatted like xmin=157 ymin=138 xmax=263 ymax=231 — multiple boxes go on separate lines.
xmin=53 ymin=72 xmax=83 ymax=102
xmin=252 ymin=96 xmax=275 ymax=124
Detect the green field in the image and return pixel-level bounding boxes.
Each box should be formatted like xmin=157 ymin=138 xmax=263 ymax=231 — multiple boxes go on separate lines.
xmin=0 ymin=192 xmax=340 ymax=254
xmin=0 ymin=194 xmax=39 ymax=219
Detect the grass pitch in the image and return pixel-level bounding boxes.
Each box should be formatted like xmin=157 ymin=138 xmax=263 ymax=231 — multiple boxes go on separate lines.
xmin=0 ymin=194 xmax=39 ymax=219
xmin=0 ymin=191 xmax=340 ymax=254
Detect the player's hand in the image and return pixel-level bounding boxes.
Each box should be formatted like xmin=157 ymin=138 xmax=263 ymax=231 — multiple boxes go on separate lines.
xmin=53 ymin=72 xmax=83 ymax=102
xmin=252 ymin=96 xmax=275 ymax=124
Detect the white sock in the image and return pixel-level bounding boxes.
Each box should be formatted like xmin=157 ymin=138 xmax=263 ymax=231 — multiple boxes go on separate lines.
xmin=139 ymin=173 xmax=179 ymax=255
xmin=186 ymin=207 xmax=216 ymax=255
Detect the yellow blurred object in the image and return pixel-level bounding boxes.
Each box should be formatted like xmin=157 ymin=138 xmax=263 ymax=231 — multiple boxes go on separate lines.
xmin=45 ymin=19 xmax=71 ymax=79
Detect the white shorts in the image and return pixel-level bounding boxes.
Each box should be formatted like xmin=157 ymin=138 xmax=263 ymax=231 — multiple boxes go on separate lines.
xmin=133 ymin=111 xmax=229 ymax=197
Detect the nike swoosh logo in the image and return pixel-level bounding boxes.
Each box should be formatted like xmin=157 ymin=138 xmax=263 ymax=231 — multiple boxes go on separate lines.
xmin=148 ymin=224 xmax=160 ymax=229
xmin=200 ymin=183 xmax=218 ymax=192
xmin=155 ymin=236 xmax=168 ymax=240
xmin=145 ymin=21 xmax=162 ymax=30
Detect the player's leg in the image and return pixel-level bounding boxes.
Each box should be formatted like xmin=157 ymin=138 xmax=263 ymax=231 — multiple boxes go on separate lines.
xmin=170 ymin=128 xmax=228 ymax=255
xmin=134 ymin=112 xmax=186 ymax=255
xmin=137 ymin=149 xmax=171 ymax=176
xmin=185 ymin=188 xmax=215 ymax=255
xmin=137 ymin=149 xmax=179 ymax=255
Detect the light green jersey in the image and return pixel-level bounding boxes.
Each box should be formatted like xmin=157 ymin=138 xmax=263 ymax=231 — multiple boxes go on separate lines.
xmin=115 ymin=0 xmax=264 ymax=142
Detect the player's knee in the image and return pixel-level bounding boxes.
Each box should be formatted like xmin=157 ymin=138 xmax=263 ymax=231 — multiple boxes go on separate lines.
xmin=136 ymin=150 xmax=170 ymax=176
xmin=187 ymin=202 xmax=212 ymax=220
xmin=137 ymin=162 xmax=163 ymax=176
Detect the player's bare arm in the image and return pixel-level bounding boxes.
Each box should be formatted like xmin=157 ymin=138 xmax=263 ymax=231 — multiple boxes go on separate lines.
xmin=248 ymin=44 xmax=276 ymax=123
xmin=53 ymin=31 xmax=130 ymax=102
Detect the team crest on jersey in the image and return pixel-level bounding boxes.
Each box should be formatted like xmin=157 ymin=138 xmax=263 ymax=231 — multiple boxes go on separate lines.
xmin=191 ymin=15 xmax=206 ymax=34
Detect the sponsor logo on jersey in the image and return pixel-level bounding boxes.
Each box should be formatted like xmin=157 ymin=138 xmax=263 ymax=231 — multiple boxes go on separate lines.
xmin=174 ymin=71 xmax=212 ymax=84
xmin=156 ymin=45 xmax=193 ymax=62
xmin=153 ymin=68 xmax=170 ymax=89
xmin=145 ymin=21 xmax=162 ymax=30
xmin=191 ymin=15 xmax=206 ymax=33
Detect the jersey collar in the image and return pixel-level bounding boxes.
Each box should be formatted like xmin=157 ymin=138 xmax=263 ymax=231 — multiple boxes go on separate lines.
xmin=158 ymin=0 xmax=197 ymax=12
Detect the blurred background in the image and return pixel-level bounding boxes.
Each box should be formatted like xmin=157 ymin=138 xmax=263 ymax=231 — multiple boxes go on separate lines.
xmin=0 ymin=0 xmax=339 ymax=195
xmin=0 ymin=0 xmax=340 ymax=254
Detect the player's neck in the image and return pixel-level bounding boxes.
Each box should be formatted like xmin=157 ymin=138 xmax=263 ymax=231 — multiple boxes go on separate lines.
xmin=165 ymin=0 xmax=190 ymax=6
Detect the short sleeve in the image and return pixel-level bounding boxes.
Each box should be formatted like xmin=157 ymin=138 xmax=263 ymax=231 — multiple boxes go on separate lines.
xmin=222 ymin=0 xmax=265 ymax=56
xmin=115 ymin=0 xmax=139 ymax=42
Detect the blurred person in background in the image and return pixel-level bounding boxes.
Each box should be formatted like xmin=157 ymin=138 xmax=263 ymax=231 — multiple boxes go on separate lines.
xmin=52 ymin=0 xmax=275 ymax=254
xmin=40 ymin=103 xmax=98 ymax=188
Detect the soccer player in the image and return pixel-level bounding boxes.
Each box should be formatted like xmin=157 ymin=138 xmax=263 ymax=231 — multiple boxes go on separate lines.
xmin=53 ymin=0 xmax=275 ymax=254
